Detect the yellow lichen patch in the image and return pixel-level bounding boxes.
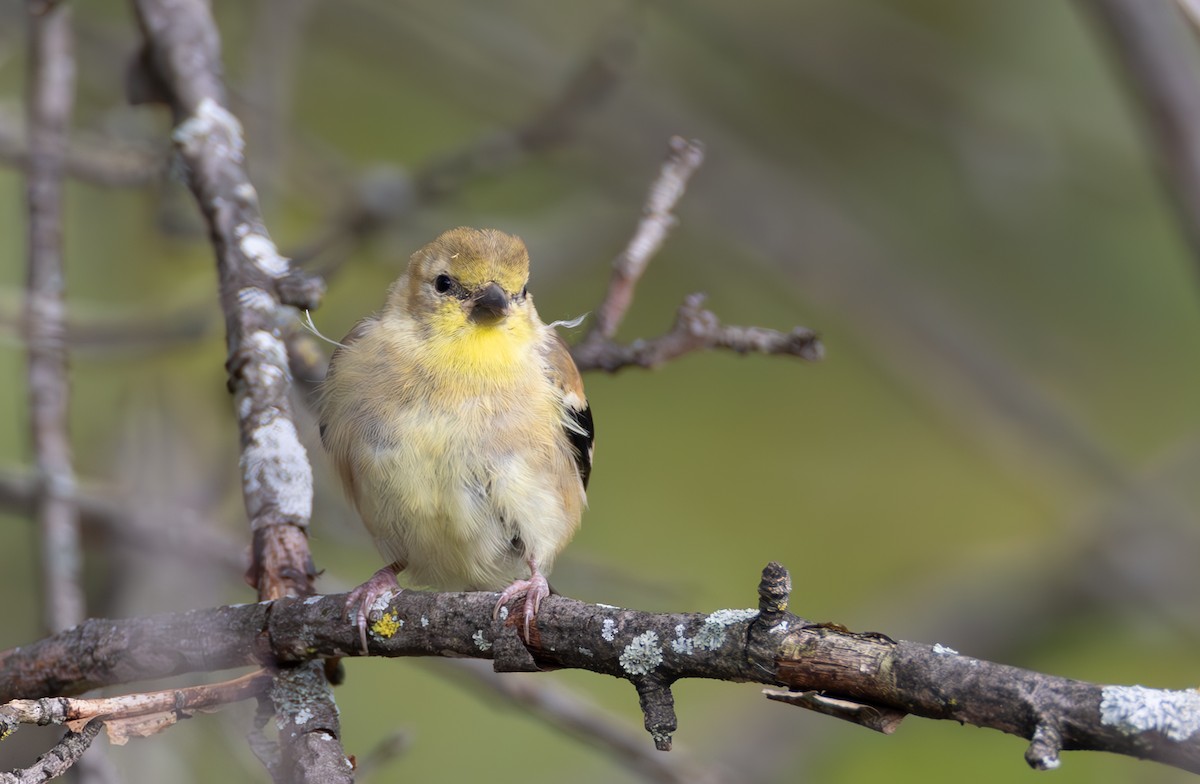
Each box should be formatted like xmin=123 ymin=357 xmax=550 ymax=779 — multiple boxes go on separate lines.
xmin=371 ymin=612 xmax=403 ymax=639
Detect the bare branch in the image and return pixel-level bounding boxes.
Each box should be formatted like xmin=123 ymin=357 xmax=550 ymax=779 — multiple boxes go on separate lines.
xmin=0 ymin=468 xmax=244 ymax=577
xmin=0 ymin=718 xmax=103 ymax=784
xmin=0 ymin=671 xmax=271 ymax=742
xmin=588 ymin=136 xmax=706 ymax=342
xmin=0 ymin=106 xmax=166 ymax=187
xmin=24 ymin=0 xmax=83 ymax=637
xmin=572 ymin=137 xmax=822 ymax=372
xmin=573 ymin=292 xmax=823 ymax=372
xmin=2 ymin=564 xmax=1197 ymax=775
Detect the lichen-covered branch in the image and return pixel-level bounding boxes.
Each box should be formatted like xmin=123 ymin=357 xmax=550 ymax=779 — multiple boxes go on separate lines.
xmin=1 ymin=564 xmax=1196 ymax=775
xmin=130 ymin=0 xmax=343 ymax=780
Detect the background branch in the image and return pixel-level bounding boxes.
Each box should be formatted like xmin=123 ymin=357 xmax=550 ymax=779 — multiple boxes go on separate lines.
xmin=1081 ymin=0 xmax=1200 ymax=284
xmin=24 ymin=0 xmax=82 ymax=640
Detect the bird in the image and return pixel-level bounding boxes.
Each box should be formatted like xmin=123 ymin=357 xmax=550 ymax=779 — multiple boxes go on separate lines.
xmin=319 ymin=227 xmax=594 ymax=652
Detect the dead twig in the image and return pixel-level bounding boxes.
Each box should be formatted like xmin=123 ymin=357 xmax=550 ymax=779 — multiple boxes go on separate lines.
xmin=573 ymin=137 xmax=823 ymax=372
xmin=0 ymin=719 xmax=103 ymax=784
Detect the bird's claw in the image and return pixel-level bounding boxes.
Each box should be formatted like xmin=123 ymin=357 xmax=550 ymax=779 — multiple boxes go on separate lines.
xmin=493 ymin=568 xmax=550 ymax=639
xmin=345 ymin=565 xmax=401 ymax=655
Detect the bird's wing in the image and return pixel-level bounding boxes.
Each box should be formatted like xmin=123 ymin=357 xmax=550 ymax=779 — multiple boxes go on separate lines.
xmin=319 ymin=316 xmax=377 ymax=499
xmin=546 ymin=333 xmax=594 ymax=490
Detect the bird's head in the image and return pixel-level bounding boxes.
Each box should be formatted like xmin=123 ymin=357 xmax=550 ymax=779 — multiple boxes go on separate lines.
xmin=389 ymin=227 xmax=533 ymax=326
xmin=385 ymin=228 xmax=538 ymax=371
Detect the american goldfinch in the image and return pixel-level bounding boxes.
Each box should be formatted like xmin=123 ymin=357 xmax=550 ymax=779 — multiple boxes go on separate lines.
xmin=320 ymin=227 xmax=594 ymax=650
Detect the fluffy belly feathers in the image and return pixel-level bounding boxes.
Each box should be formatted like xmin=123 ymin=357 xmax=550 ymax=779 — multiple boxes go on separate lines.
xmin=351 ymin=394 xmax=579 ymax=590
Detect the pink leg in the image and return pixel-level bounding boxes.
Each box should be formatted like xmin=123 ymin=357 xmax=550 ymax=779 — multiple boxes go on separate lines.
xmin=493 ymin=557 xmax=551 ymax=639
xmin=345 ymin=562 xmax=402 ymax=654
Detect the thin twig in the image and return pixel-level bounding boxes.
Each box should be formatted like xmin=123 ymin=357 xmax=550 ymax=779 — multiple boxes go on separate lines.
xmin=572 ymin=137 xmax=822 ymax=372
xmin=573 ymin=292 xmax=823 ymax=372
xmin=0 ymin=670 xmax=271 ymax=739
xmin=587 ymin=136 xmax=706 ymax=342
xmin=24 ymin=0 xmax=83 ymax=637
xmin=0 ymin=718 xmax=103 ymax=784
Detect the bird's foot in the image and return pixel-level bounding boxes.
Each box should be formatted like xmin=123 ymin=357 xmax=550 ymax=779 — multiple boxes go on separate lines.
xmin=493 ymin=560 xmax=550 ymax=639
xmin=345 ymin=563 xmax=401 ymax=655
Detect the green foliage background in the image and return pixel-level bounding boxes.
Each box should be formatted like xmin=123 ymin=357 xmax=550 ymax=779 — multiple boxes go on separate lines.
xmin=0 ymin=1 xmax=1197 ymax=782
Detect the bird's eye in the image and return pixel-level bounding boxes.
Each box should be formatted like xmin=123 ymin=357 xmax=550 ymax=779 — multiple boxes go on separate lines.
xmin=434 ymin=274 xmax=452 ymax=294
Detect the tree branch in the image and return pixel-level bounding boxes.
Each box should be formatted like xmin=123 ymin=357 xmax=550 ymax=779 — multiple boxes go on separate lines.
xmin=572 ymin=137 xmax=823 ymax=372
xmin=0 ymin=105 xmax=166 ymax=187
xmin=0 ymin=671 xmax=271 ymax=745
xmin=24 ymin=0 xmax=82 ymax=640
xmin=130 ymin=1 xmax=343 ymax=780
xmin=0 ymin=718 xmax=103 ymax=784
xmin=1 ymin=564 xmax=1196 ymax=775
xmin=572 ymin=292 xmax=823 ymax=372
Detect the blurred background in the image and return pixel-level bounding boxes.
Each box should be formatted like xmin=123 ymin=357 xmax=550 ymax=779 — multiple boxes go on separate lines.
xmin=1 ymin=0 xmax=1198 ymax=782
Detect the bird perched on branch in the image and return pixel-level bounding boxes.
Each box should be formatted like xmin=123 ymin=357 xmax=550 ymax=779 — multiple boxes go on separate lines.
xmin=320 ymin=227 xmax=594 ymax=652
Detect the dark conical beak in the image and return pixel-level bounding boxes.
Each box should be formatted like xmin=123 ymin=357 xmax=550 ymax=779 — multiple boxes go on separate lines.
xmin=469 ymin=282 xmax=510 ymax=325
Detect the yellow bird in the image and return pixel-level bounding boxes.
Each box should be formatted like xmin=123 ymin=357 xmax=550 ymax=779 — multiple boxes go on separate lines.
xmin=320 ymin=227 xmax=594 ymax=650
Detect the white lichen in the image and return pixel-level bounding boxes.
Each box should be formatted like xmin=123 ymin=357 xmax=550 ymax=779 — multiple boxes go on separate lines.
xmin=693 ymin=608 xmax=758 ymax=651
xmin=1100 ymin=685 xmax=1200 ymax=741
xmin=578 ymin=647 xmax=594 ymax=658
xmin=769 ymin=621 xmax=790 ymax=634
xmin=420 ymin=616 xmax=429 ymax=627
xmin=498 ymin=606 xmax=509 ymax=622
xmin=472 ymin=630 xmax=492 ymax=651
xmin=240 ymin=416 xmax=313 ymax=521
xmin=293 ymin=707 xmax=314 ymax=725
xmin=245 ymin=329 xmax=289 ymax=370
xmin=671 ymin=624 xmax=694 ymax=655
xmin=932 ymin=643 xmax=958 ymax=656
xmin=601 ymin=618 xmax=617 ymax=642
xmin=234 ymin=182 xmax=259 ymax=204
xmin=620 ymin=631 xmax=663 ymax=675
xmin=236 ymin=224 xmax=290 ymax=277
xmin=237 ymin=287 xmax=276 ymax=316
xmin=303 ymin=596 xmax=322 ymax=605
xmin=172 ymin=97 xmax=244 ymax=161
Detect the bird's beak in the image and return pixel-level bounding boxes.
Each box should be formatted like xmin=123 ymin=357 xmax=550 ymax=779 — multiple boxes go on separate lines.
xmin=469 ymin=282 xmax=510 ymax=326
